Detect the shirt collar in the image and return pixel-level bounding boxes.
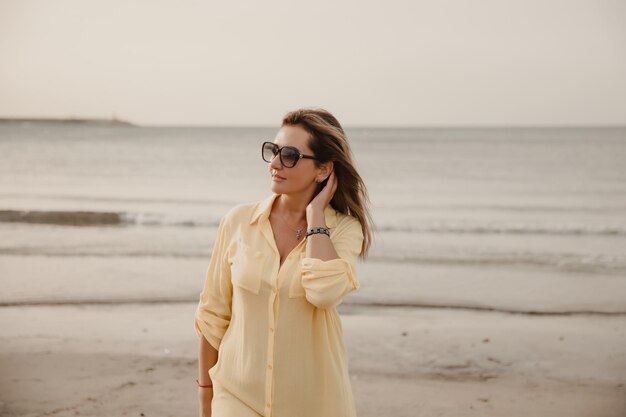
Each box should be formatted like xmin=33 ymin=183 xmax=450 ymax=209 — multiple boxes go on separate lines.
xmin=249 ymin=192 xmax=338 ymax=229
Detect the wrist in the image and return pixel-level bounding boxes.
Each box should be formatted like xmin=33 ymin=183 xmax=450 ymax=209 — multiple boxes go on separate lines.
xmin=196 ymin=378 xmax=213 ymax=388
xmin=306 ymin=209 xmax=326 ymax=228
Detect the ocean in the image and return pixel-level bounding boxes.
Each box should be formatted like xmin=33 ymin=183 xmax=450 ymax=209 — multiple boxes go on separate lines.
xmin=1 ymin=123 xmax=625 ymax=313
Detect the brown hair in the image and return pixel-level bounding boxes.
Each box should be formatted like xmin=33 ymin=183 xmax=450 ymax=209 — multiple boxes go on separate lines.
xmin=282 ymin=108 xmax=374 ymax=260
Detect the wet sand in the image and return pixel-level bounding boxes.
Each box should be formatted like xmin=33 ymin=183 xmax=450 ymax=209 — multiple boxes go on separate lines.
xmin=0 ymin=302 xmax=624 ymax=417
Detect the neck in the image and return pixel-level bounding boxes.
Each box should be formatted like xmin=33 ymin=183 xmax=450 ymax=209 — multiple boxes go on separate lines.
xmin=275 ymin=193 xmax=308 ymax=223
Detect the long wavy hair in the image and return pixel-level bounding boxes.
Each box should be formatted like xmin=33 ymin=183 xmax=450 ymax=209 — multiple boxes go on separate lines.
xmin=282 ymin=108 xmax=374 ymax=260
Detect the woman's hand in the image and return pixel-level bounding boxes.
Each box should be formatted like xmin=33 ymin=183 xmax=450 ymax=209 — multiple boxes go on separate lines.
xmin=307 ymin=170 xmax=337 ymax=215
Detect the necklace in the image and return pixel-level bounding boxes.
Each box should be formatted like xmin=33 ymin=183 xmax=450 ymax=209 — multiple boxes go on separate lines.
xmin=278 ymin=211 xmax=306 ymax=241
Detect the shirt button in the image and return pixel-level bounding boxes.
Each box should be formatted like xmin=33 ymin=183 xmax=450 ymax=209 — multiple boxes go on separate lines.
xmin=266 ymin=402 xmax=271 ymax=408
xmin=267 ymin=364 xmax=273 ymax=370
xmin=269 ymin=327 xmax=274 ymax=332
xmin=272 ymin=287 xmax=277 ymax=293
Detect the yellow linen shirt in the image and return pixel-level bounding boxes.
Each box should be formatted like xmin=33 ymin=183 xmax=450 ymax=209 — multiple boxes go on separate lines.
xmin=194 ymin=192 xmax=364 ymax=417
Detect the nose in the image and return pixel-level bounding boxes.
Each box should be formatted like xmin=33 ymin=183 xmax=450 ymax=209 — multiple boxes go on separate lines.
xmin=269 ymin=152 xmax=283 ymax=170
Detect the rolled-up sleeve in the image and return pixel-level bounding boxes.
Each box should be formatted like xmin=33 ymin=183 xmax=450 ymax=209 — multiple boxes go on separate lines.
xmin=194 ymin=215 xmax=233 ymax=351
xmin=301 ymin=217 xmax=364 ymax=309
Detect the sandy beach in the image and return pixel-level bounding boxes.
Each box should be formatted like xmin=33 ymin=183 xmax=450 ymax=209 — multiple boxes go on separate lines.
xmin=1 ymin=301 xmax=624 ymax=417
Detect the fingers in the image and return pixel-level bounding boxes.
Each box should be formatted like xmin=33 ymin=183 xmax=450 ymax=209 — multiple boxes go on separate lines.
xmin=329 ymin=172 xmax=337 ymax=197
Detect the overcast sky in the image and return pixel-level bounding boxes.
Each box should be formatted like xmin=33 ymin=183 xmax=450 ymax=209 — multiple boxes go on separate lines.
xmin=1 ymin=0 xmax=625 ymax=127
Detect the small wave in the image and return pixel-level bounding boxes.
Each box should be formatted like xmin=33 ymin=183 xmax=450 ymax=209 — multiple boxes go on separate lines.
xmin=2 ymin=208 xmax=625 ymax=237
xmin=1 ymin=298 xmax=625 ymax=316
xmin=119 ymin=212 xmax=220 ymax=228
xmin=368 ymin=251 xmax=626 ymax=274
xmin=340 ymin=301 xmax=626 ymax=316
xmin=0 ymin=209 xmax=221 ymax=227
xmin=0 ymin=209 xmax=122 ymax=226
xmin=0 ymin=248 xmax=209 ymax=258
xmin=1 ymin=246 xmax=624 ymax=275
xmin=378 ymin=223 xmax=626 ymax=236
xmin=378 ymin=203 xmax=626 ymax=213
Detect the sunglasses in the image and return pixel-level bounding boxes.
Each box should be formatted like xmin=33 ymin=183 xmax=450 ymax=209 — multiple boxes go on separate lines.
xmin=261 ymin=141 xmax=319 ymax=168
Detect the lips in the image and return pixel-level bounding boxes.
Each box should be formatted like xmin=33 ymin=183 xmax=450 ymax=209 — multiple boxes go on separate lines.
xmin=273 ymin=175 xmax=286 ymax=181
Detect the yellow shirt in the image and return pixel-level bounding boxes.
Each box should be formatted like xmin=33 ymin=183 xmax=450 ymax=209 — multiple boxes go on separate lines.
xmin=194 ymin=192 xmax=364 ymax=417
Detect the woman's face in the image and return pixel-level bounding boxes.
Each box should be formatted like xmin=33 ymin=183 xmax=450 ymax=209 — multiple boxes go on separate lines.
xmin=268 ymin=124 xmax=320 ymax=196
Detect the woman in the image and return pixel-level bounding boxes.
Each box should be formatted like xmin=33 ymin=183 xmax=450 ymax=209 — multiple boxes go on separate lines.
xmin=195 ymin=108 xmax=373 ymax=417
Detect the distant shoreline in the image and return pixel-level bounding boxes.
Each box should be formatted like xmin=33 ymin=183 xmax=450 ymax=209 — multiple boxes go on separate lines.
xmin=1 ymin=118 xmax=624 ymax=130
xmin=0 ymin=117 xmax=136 ymax=127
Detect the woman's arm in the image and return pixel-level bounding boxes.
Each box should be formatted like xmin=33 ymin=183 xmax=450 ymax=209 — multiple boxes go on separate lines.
xmin=300 ymin=172 xmax=364 ymax=309
xmin=305 ymin=170 xmax=340 ymax=261
xmin=302 ymin=212 xmax=364 ymax=309
xmin=305 ymin=208 xmax=339 ymax=260
xmin=195 ymin=213 xmax=233 ymax=417
xmin=198 ymin=335 xmax=218 ymax=417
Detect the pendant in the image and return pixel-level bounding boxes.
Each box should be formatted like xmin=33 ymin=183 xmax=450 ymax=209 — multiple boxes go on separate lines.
xmin=296 ymin=229 xmax=302 ymax=240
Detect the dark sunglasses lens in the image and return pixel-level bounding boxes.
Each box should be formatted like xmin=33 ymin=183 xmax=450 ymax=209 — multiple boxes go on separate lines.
xmin=280 ymin=148 xmax=299 ymax=167
xmin=262 ymin=143 xmax=278 ymax=163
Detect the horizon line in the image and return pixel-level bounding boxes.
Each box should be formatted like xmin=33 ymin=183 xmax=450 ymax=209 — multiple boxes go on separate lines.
xmin=1 ymin=117 xmax=625 ymax=129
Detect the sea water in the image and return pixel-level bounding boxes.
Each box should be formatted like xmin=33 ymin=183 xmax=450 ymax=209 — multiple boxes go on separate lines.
xmin=1 ymin=123 xmax=625 ymax=312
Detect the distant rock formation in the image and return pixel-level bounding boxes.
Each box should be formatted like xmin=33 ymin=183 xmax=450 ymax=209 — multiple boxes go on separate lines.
xmin=0 ymin=117 xmax=137 ymax=126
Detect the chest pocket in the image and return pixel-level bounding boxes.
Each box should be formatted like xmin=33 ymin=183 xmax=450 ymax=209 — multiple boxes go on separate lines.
xmin=229 ymin=240 xmax=264 ymax=295
xmin=288 ymin=252 xmax=306 ymax=298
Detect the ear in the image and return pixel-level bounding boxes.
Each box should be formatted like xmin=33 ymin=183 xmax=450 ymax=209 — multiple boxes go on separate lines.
xmin=318 ymin=161 xmax=334 ymax=180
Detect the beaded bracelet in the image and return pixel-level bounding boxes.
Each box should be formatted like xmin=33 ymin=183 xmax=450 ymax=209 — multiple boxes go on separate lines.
xmin=196 ymin=378 xmax=213 ymax=388
xmin=305 ymin=226 xmax=330 ymax=238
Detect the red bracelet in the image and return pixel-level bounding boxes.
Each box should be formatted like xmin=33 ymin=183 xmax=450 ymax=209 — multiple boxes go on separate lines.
xmin=196 ymin=378 xmax=213 ymax=388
